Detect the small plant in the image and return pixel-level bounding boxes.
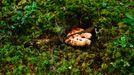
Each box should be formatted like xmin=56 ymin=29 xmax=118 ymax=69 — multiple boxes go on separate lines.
xmin=113 ymin=35 xmax=127 ymax=47
xmin=124 ymin=12 xmax=134 ymax=47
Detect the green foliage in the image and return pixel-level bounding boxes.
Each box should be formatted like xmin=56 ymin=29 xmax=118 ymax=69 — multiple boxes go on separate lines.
xmin=124 ymin=11 xmax=134 ymax=47
xmin=113 ymin=36 xmax=127 ymax=47
xmin=1 ymin=0 xmax=134 ymax=75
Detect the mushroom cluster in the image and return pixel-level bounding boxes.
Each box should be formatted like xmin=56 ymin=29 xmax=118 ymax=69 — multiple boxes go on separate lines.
xmin=65 ymin=28 xmax=92 ymax=46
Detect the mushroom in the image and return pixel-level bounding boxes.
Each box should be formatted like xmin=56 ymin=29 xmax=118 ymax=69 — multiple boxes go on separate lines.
xmin=65 ymin=28 xmax=92 ymax=46
xmin=80 ymin=33 xmax=92 ymax=39
xmin=67 ymin=28 xmax=84 ymax=36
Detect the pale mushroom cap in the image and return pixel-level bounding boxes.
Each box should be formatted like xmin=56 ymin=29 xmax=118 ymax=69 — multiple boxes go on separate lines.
xmin=85 ymin=39 xmax=91 ymax=45
xmin=65 ymin=34 xmax=80 ymax=44
xmin=65 ymin=34 xmax=91 ymax=46
xmin=72 ymin=38 xmax=91 ymax=46
xmin=81 ymin=33 xmax=92 ymax=39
